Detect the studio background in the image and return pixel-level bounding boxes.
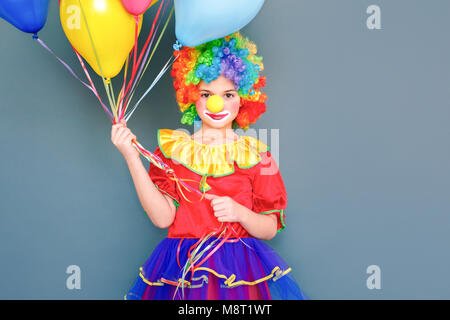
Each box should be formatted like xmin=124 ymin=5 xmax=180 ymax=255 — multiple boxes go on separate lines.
xmin=1 ymin=0 xmax=449 ymax=299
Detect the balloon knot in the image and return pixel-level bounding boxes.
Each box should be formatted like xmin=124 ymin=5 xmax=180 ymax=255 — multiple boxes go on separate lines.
xmin=173 ymin=40 xmax=183 ymax=52
xmin=104 ymin=78 xmax=111 ymax=84
xmin=32 ymin=33 xmax=38 ymax=40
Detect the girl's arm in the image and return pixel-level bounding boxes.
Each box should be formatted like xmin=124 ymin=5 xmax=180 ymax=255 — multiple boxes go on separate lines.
xmin=111 ymin=119 xmax=175 ymax=228
xmin=125 ymin=155 xmax=176 ymax=229
xmin=236 ymin=204 xmax=278 ymax=240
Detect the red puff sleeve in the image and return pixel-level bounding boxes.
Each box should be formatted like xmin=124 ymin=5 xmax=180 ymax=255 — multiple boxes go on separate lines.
xmin=252 ymin=150 xmax=287 ymax=233
xmin=149 ymin=146 xmax=181 ymax=211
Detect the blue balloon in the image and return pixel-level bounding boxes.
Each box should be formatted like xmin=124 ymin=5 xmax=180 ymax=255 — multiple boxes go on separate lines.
xmin=0 ymin=0 xmax=50 ymax=34
xmin=174 ymin=0 xmax=265 ymax=47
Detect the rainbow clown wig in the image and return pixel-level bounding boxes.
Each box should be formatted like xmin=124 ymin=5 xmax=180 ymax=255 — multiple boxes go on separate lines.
xmin=171 ymin=32 xmax=267 ymax=130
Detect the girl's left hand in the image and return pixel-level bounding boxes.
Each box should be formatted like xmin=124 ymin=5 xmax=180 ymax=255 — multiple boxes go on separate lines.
xmin=204 ymin=193 xmax=245 ymax=223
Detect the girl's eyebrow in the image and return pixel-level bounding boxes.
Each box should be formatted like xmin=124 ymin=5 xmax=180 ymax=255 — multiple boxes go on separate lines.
xmin=199 ymin=89 xmax=237 ymax=92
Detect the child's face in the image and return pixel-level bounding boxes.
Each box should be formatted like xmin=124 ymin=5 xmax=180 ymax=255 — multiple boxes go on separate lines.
xmin=195 ymin=75 xmax=240 ymax=129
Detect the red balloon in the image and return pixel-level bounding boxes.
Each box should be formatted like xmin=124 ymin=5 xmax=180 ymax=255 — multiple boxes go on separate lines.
xmin=120 ymin=0 xmax=158 ymax=16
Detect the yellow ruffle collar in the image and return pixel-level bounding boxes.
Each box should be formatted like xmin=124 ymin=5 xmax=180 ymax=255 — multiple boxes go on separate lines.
xmin=157 ymin=129 xmax=269 ymax=179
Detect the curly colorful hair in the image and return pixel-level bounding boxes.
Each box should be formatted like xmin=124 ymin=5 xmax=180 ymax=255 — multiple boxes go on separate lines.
xmin=170 ymin=31 xmax=267 ymax=130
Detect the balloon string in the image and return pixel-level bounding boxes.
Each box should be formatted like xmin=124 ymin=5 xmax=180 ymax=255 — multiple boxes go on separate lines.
xmin=106 ymin=81 xmax=117 ymax=121
xmin=121 ymin=0 xmax=165 ymax=112
xmin=117 ymin=54 xmax=132 ymax=120
xmin=126 ymin=137 xmax=204 ymax=203
xmin=124 ymin=4 xmax=174 ymax=119
xmin=73 ymin=50 xmax=114 ymax=121
xmin=169 ymin=177 xmax=207 ymax=201
xmin=175 ymin=223 xmax=230 ymax=300
xmin=174 ymin=221 xmax=246 ymax=299
xmin=124 ymin=53 xmax=177 ymax=121
xmin=131 ymin=0 xmax=164 ymax=83
xmin=121 ymin=4 xmax=167 ymax=116
xmin=175 ymin=229 xmax=214 ymax=299
xmin=76 ymin=0 xmax=115 ymax=117
xmin=116 ymin=17 xmax=139 ymax=120
xmin=131 ymin=2 xmax=172 ymax=108
xmin=117 ymin=55 xmax=130 ymax=120
xmin=132 ymin=16 xmax=139 ymax=78
xmin=192 ymin=228 xmax=231 ymax=271
xmin=122 ymin=0 xmax=171 ymax=113
xmin=108 ymin=80 xmax=117 ymax=111
xmin=132 ymin=0 xmax=164 ymax=74
xmin=34 ymin=37 xmax=91 ymax=90
xmin=33 ymin=35 xmax=114 ymax=121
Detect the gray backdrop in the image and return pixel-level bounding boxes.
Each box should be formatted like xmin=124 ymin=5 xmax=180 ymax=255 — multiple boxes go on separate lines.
xmin=1 ymin=0 xmax=449 ymax=299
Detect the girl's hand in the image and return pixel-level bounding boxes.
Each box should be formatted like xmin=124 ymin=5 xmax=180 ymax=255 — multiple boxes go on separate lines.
xmin=204 ymin=193 xmax=246 ymax=223
xmin=111 ymin=119 xmax=140 ymax=160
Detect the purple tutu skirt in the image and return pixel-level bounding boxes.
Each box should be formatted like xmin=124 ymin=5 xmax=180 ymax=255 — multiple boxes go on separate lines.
xmin=124 ymin=237 xmax=310 ymax=300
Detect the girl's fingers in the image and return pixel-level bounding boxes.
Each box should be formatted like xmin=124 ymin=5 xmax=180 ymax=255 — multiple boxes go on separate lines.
xmin=211 ymin=198 xmax=226 ymax=206
xmin=112 ymin=127 xmax=124 ymax=143
xmin=124 ymin=133 xmax=137 ymax=147
xmin=111 ymin=124 xmax=125 ymax=140
xmin=218 ymin=216 xmax=235 ymax=222
xmin=111 ymin=122 xmax=136 ymax=155
xmin=214 ymin=209 xmax=227 ymax=217
xmin=111 ymin=124 xmax=120 ymax=138
xmin=118 ymin=131 xmax=133 ymax=145
xmin=204 ymin=193 xmax=221 ymax=201
xmin=126 ymin=132 xmax=135 ymax=143
xmin=112 ymin=122 xmax=124 ymax=130
xmin=212 ymin=203 xmax=227 ymax=211
xmin=116 ymin=127 xmax=131 ymax=142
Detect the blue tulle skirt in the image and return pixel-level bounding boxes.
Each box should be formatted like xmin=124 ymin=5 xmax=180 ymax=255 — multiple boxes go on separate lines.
xmin=125 ymin=237 xmax=310 ymax=300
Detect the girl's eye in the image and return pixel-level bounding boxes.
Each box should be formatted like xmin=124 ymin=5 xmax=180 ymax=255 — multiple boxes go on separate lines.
xmin=201 ymin=93 xmax=210 ymax=98
xmin=225 ymin=93 xmax=234 ymax=98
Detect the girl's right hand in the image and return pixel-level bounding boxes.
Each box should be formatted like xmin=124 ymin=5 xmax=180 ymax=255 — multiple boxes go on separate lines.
xmin=111 ymin=119 xmax=140 ymax=160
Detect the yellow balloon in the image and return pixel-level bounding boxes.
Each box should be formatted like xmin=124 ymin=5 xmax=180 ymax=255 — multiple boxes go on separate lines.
xmin=60 ymin=0 xmax=143 ymax=78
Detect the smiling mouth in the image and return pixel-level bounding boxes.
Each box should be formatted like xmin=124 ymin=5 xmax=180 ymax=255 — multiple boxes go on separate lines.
xmin=204 ymin=111 xmax=230 ymax=121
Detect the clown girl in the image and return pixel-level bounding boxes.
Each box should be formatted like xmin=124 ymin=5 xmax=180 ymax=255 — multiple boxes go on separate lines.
xmin=112 ymin=32 xmax=309 ymax=300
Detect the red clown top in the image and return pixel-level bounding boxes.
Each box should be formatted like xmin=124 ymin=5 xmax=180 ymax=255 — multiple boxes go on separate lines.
xmin=149 ymin=129 xmax=288 ymax=239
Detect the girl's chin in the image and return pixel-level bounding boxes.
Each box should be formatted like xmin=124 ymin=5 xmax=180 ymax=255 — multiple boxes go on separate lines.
xmin=201 ymin=120 xmax=233 ymax=129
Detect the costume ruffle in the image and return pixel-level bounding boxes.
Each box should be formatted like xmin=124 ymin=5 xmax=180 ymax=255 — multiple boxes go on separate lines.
xmin=125 ymin=237 xmax=310 ymax=300
xmin=157 ymin=128 xmax=269 ymax=178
